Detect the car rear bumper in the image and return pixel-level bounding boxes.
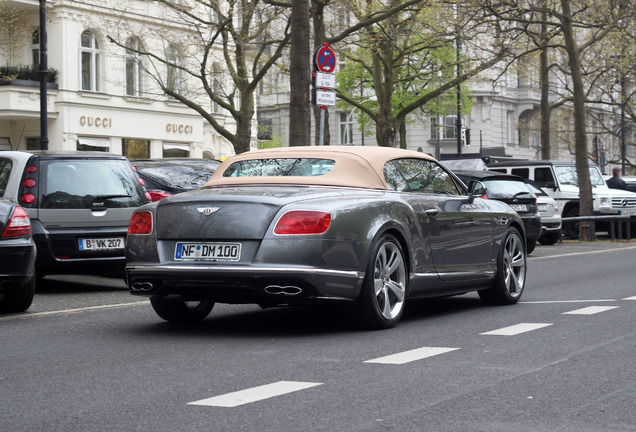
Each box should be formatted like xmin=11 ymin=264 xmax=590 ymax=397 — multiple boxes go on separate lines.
xmin=0 ymin=239 xmax=36 ymax=287
xmin=126 ymin=264 xmax=365 ymax=305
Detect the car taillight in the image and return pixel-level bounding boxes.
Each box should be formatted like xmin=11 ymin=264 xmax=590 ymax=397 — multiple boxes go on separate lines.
xmin=23 ymin=178 xmax=36 ymax=188
xmin=26 ymin=165 xmax=37 ymax=174
xmin=128 ymin=211 xmax=153 ymax=235
xmin=148 ymin=190 xmax=171 ymax=201
xmin=274 ymin=210 xmax=331 ymax=235
xmin=20 ymin=193 xmax=36 ymax=204
xmin=2 ymin=206 xmax=31 ymax=238
xmin=138 ymin=177 xmax=145 ymax=186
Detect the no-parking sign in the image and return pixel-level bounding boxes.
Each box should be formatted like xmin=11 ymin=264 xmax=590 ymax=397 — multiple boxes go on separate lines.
xmin=314 ymin=44 xmax=337 ymax=74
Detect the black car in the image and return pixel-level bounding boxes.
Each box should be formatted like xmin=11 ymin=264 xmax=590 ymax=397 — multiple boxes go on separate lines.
xmin=0 ymin=198 xmax=36 ymax=312
xmin=454 ymin=170 xmax=542 ymax=254
xmin=131 ymin=158 xmax=221 ymax=201
xmin=0 ymin=151 xmax=149 ymax=281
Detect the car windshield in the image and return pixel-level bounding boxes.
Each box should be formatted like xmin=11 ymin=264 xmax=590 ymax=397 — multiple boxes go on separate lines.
xmin=138 ymin=163 xmax=218 ymax=189
xmin=482 ymin=178 xmax=533 ymax=197
xmin=554 ymin=165 xmax=605 ymax=186
xmin=223 ymin=158 xmax=336 ymax=177
xmin=40 ymin=159 xmax=147 ymax=209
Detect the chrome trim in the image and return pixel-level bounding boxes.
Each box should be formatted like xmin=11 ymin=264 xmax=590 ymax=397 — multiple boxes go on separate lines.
xmin=126 ymin=264 xmax=364 ymax=279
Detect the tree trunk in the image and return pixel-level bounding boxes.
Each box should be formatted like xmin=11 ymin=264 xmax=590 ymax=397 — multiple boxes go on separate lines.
xmin=539 ymin=7 xmax=552 ymax=160
xmin=560 ymin=0 xmax=592 ymax=241
xmin=234 ymin=91 xmax=254 ymax=154
xmin=289 ymin=0 xmax=312 ymax=146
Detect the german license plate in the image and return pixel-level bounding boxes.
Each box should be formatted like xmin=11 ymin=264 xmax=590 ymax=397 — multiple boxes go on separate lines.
xmin=78 ymin=237 xmax=124 ymax=251
xmin=175 ymin=242 xmax=241 ymax=261
xmin=510 ymin=204 xmax=527 ymax=212
xmin=538 ymin=204 xmax=547 ymax=212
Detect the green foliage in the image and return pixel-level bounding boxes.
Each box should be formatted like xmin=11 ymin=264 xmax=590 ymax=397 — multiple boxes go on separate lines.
xmin=257 ymin=136 xmax=283 ymax=149
xmin=0 ymin=65 xmax=59 ymax=83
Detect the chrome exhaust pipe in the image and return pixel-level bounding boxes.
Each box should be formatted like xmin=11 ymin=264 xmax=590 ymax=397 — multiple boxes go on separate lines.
xmin=264 ymin=285 xmax=303 ymax=296
xmin=131 ymin=282 xmax=154 ymax=292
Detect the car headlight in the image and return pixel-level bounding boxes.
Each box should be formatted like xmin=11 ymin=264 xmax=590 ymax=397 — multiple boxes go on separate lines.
xmin=598 ymin=196 xmax=611 ymax=209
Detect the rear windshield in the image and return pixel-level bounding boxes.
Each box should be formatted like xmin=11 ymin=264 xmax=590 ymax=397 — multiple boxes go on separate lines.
xmin=137 ymin=164 xmax=218 ymax=189
xmin=223 ymin=158 xmax=335 ymax=177
xmin=483 ymin=179 xmax=533 ymax=197
xmin=40 ymin=159 xmax=147 ymax=209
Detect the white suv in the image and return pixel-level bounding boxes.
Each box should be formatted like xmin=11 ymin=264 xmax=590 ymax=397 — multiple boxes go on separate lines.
xmin=487 ymin=160 xmax=636 ymax=239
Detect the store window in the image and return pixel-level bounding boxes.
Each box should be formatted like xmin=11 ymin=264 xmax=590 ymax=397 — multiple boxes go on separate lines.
xmin=163 ymin=143 xmax=190 ymax=157
xmin=123 ymin=139 xmax=150 ymax=160
xmin=77 ymin=137 xmax=109 ymax=152
xmin=125 ymin=37 xmax=143 ymax=97
xmin=80 ymin=30 xmax=101 ymax=91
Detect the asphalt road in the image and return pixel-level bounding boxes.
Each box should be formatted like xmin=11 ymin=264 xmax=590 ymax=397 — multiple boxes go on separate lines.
xmin=1 ymin=240 xmax=635 ymax=432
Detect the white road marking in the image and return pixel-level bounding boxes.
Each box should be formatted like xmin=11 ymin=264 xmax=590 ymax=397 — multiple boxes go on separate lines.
xmin=188 ymin=381 xmax=323 ymax=408
xmin=521 ymin=299 xmax=617 ymax=304
xmin=531 ymin=245 xmax=636 ymax=260
xmin=364 ymin=347 xmax=460 ymax=365
xmin=563 ymin=306 xmax=619 ymax=315
xmin=481 ymin=323 xmax=553 ymax=336
xmin=0 ymin=301 xmax=149 ymax=322
xmin=623 ymin=296 xmax=636 ymax=301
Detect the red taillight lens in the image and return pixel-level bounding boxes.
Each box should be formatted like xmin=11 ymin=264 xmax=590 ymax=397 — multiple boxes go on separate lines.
xmin=26 ymin=165 xmax=37 ymax=174
xmin=2 ymin=206 xmax=31 ymax=237
xmin=274 ymin=211 xmax=331 ymax=235
xmin=148 ymin=191 xmax=171 ymax=201
xmin=20 ymin=193 xmax=36 ymax=204
xmin=23 ymin=178 xmax=37 ymax=188
xmin=138 ymin=177 xmax=145 ymax=186
xmin=128 ymin=211 xmax=153 ymax=235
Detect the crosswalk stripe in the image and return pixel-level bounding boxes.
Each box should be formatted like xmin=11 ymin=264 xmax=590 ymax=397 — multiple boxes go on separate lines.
xmin=188 ymin=381 xmax=323 ymax=408
xmin=481 ymin=323 xmax=552 ymax=336
xmin=364 ymin=347 xmax=459 ymax=365
xmin=563 ymin=306 xmax=619 ymax=315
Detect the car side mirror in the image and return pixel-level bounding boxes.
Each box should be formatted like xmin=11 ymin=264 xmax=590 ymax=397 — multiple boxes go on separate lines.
xmin=546 ymin=181 xmax=557 ymax=191
xmin=468 ymin=180 xmax=486 ymax=203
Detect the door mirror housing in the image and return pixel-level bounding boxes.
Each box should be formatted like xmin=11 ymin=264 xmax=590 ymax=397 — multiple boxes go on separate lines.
xmin=468 ymin=180 xmax=487 ymax=203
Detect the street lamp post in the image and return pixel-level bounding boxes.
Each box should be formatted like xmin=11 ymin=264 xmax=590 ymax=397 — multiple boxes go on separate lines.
xmin=39 ymin=0 xmax=48 ymax=150
xmin=620 ymin=75 xmax=626 ymax=175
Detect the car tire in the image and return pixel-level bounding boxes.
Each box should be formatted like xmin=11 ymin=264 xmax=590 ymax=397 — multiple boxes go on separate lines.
xmin=0 ymin=276 xmax=35 ymax=313
xmin=563 ymin=207 xmax=579 ymax=239
xmin=352 ymin=234 xmax=407 ymax=330
xmin=539 ymin=230 xmax=561 ymax=245
xmin=149 ymin=297 xmax=214 ymax=323
xmin=526 ymin=238 xmax=536 ymax=254
xmin=479 ymin=227 xmax=526 ymax=305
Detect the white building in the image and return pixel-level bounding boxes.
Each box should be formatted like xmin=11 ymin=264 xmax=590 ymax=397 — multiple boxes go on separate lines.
xmin=0 ymin=0 xmax=236 ymax=159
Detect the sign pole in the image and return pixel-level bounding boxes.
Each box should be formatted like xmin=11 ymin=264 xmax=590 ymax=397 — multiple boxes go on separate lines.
xmin=319 ymin=106 xmax=326 ymax=146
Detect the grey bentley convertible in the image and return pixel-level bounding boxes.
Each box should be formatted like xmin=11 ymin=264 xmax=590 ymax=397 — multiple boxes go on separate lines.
xmin=126 ymin=146 xmax=527 ymax=329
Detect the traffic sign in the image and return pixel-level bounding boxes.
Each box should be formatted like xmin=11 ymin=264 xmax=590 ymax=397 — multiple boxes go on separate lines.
xmin=314 ymin=44 xmax=337 ymax=73
xmin=312 ymin=89 xmax=337 ymax=106
xmin=313 ymin=72 xmax=336 ymax=89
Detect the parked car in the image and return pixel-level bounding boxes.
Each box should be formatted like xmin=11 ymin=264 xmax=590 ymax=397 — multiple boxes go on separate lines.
xmin=453 ymin=170 xmax=542 ymax=254
xmin=131 ymin=158 xmax=221 ymax=201
xmin=126 ymin=146 xmax=528 ymax=329
xmin=487 ymin=160 xmax=636 ymax=239
xmin=0 ymin=198 xmax=36 ymax=312
xmin=0 ymin=151 xmax=149 ymax=281
xmin=525 ymin=179 xmax=562 ymax=245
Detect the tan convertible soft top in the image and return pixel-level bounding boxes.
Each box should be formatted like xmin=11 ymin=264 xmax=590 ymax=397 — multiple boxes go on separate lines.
xmin=203 ymin=146 xmax=436 ymax=190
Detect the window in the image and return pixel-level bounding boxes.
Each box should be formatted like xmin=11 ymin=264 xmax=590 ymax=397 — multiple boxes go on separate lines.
xmin=339 ymin=111 xmax=353 ymax=145
xmin=511 ymin=168 xmax=529 ymax=178
xmin=126 ymin=37 xmax=143 ymax=97
xmin=123 ymin=139 xmax=150 ymax=160
xmin=223 ymin=159 xmax=335 ymax=177
xmin=0 ymin=159 xmax=13 ymax=196
xmin=506 ymin=110 xmax=515 ymax=145
xmin=534 ymin=167 xmax=555 ymax=188
xmin=430 ymin=116 xmax=458 ymax=139
xmin=166 ymin=44 xmax=181 ymax=98
xmin=384 ymin=159 xmax=461 ymax=195
xmin=163 ymin=142 xmax=190 ymax=157
xmin=212 ymin=62 xmax=223 ymax=113
xmin=80 ymin=31 xmax=101 ymax=91
xmin=77 ymin=137 xmax=109 ymax=152
xmin=32 ymin=29 xmax=40 ymax=70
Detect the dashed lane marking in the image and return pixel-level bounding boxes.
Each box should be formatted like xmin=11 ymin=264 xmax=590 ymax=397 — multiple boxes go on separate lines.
xmin=364 ymin=347 xmax=460 ymax=365
xmin=481 ymin=323 xmax=553 ymax=336
xmin=521 ymin=299 xmax=617 ymax=304
xmin=563 ymin=306 xmax=620 ymax=315
xmin=188 ymin=381 xmax=323 ymax=408
xmin=623 ymin=296 xmax=636 ymax=301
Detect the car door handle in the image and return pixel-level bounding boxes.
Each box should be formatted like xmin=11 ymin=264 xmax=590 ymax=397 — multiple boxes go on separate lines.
xmin=425 ymin=207 xmax=440 ymax=217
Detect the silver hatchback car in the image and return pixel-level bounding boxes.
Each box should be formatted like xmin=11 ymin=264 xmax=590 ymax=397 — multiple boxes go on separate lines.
xmin=0 ymin=151 xmax=149 ymax=282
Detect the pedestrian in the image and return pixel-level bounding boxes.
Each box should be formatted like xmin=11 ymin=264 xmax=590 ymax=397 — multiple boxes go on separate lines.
xmin=606 ymin=167 xmax=627 ymax=190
